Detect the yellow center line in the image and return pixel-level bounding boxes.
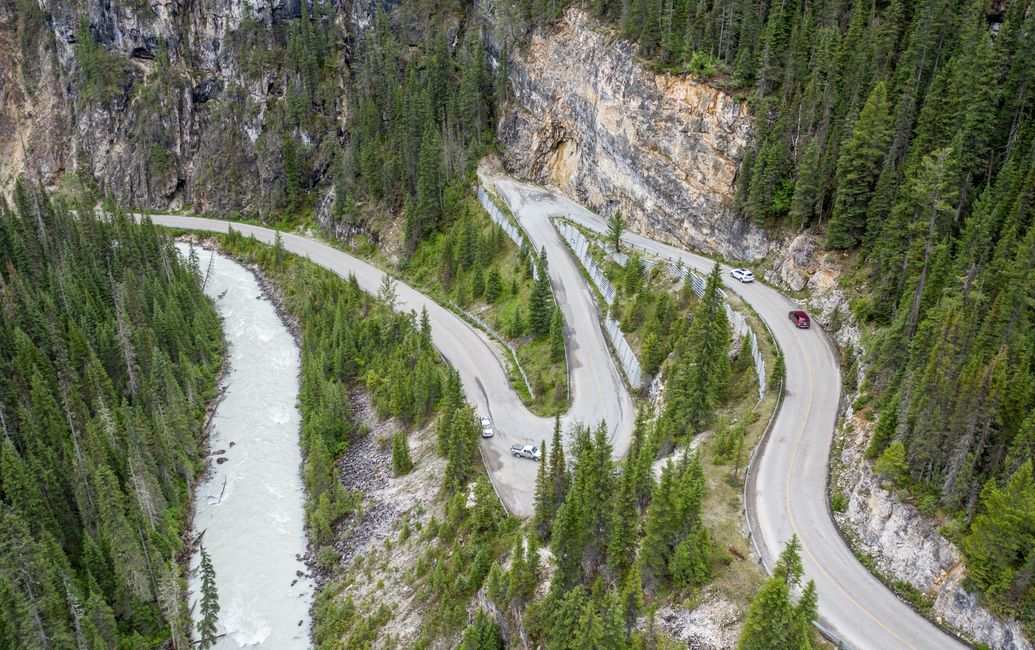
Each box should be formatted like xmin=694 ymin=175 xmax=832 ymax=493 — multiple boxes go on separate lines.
xmin=781 ymin=309 xmax=917 ymax=650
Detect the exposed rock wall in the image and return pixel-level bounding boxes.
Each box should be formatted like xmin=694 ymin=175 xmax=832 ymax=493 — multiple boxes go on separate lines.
xmin=494 ymin=9 xmax=770 ymax=260
xmin=834 ymin=416 xmax=1032 ymax=650
xmin=0 ymin=0 xmax=342 ymax=215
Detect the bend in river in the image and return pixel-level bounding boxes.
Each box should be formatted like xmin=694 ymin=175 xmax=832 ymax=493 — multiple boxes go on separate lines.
xmin=178 ymin=244 xmax=313 ymax=648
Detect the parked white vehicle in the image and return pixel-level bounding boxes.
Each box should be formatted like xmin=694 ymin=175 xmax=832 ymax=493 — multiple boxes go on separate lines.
xmin=480 ymin=417 xmax=494 ymax=438
xmin=731 ymin=267 xmax=755 ymax=283
xmin=510 ymin=444 xmax=541 ymax=461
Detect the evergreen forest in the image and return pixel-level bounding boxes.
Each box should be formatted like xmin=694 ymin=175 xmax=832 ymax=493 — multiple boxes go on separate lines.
xmin=568 ymin=0 xmax=1035 ymax=626
xmin=0 ymin=184 xmax=224 ymax=647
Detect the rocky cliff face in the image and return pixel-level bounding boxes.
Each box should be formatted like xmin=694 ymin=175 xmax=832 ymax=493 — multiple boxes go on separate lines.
xmin=0 ymin=0 xmax=345 ymax=215
xmin=494 ymin=8 xmax=769 ymax=260
xmin=833 ymin=415 xmax=1033 ymax=650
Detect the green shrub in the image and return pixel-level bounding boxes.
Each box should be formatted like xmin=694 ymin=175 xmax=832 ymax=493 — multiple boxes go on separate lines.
xmin=831 ymin=492 xmax=848 ymax=513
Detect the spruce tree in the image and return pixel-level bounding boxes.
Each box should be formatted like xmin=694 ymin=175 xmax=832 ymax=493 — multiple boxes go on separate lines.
xmin=550 ymin=309 xmax=565 ymax=363
xmin=529 ymin=249 xmax=553 ymax=338
xmin=549 ymin=415 xmax=569 ymax=509
xmin=378 ymin=273 xmax=399 ymax=310
xmin=410 ymin=124 xmax=445 ymax=254
xmin=460 ymin=611 xmax=503 ymax=650
xmin=485 ymin=266 xmax=502 ymax=303
xmin=827 ymin=82 xmax=893 ymax=249
xmin=420 ymin=306 xmax=432 ymax=350
xmin=639 ymin=453 xmax=709 ymax=588
xmin=789 ymin=141 xmax=822 ymax=230
xmin=534 ymin=439 xmax=554 ymax=539
xmin=391 ymin=431 xmax=413 ymax=476
xmin=664 ymin=263 xmax=730 ymax=437
xmin=738 ymin=536 xmax=817 ymax=650
xmin=962 ymin=460 xmax=1035 ymax=617
xmin=619 ymin=562 xmax=644 ymax=642
xmin=198 ymin=545 xmax=219 ymax=649
xmin=471 ymin=263 xmax=485 ymax=299
xmin=608 ymin=452 xmax=640 ymax=581
xmin=607 ymin=210 xmax=627 ymax=252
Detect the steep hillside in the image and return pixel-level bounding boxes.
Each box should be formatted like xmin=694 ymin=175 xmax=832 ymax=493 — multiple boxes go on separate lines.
xmin=494 ymin=9 xmax=765 ymax=259
xmin=0 ymin=187 xmax=224 ymax=647
xmin=486 ymin=0 xmax=1034 ymax=641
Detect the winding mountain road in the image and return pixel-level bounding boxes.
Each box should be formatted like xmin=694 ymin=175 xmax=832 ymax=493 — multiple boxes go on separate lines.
xmin=490 ymin=178 xmax=964 ymax=650
xmin=143 ymin=177 xmax=963 ymax=650
xmin=142 ymin=211 xmax=634 ymax=519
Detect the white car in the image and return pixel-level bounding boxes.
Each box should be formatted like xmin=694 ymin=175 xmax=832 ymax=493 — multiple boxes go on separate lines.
xmin=480 ymin=417 xmax=494 ymax=438
xmin=510 ymin=444 xmax=541 ymax=461
xmin=731 ymin=268 xmax=754 ymax=283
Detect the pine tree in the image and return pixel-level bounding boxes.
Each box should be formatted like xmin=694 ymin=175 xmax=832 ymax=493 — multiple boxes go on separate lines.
xmin=198 ymin=545 xmax=219 ymax=649
xmin=738 ymin=536 xmax=816 ymax=650
xmin=826 ymin=82 xmax=893 ymax=249
xmin=391 ymin=431 xmax=414 ymax=475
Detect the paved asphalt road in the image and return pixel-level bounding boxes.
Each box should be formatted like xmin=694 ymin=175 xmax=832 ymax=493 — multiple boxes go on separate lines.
xmin=489 ymin=178 xmax=964 ymax=650
xmin=142 ymin=213 xmax=633 ymax=518
xmin=145 ymin=175 xmax=963 ymax=649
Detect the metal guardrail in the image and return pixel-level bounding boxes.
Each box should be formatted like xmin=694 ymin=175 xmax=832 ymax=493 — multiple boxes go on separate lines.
xmin=557 ymin=221 xmax=618 ymax=304
xmin=555 ymin=221 xmax=647 ymax=389
xmin=450 ymin=302 xmax=536 ymax=401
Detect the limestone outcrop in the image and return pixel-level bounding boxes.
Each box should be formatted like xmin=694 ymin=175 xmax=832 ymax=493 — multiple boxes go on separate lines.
xmin=495 ymin=9 xmax=769 ymax=260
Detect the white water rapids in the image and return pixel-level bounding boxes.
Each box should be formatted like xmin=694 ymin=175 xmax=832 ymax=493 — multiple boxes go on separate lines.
xmin=179 ymin=244 xmax=313 ymax=648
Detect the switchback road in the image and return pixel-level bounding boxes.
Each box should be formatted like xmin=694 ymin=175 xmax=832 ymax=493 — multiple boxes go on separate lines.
xmin=488 ymin=177 xmax=964 ymax=650
xmin=145 ymin=175 xmax=963 ymax=649
xmin=142 ymin=213 xmax=633 ymax=518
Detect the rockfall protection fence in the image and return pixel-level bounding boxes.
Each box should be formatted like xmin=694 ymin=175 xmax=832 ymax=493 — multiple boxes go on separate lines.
xmin=477 ymin=186 xmax=538 ymax=279
xmin=663 ymin=260 xmax=767 ymax=400
xmin=589 ymin=229 xmax=766 ymax=400
xmin=555 ymin=220 xmax=647 ymax=390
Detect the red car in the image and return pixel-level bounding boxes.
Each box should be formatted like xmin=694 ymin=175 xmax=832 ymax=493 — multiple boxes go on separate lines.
xmin=789 ymin=310 xmax=811 ymax=329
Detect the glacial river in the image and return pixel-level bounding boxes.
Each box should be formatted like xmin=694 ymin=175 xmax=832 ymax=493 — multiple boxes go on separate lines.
xmin=179 ymin=244 xmax=313 ymax=648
